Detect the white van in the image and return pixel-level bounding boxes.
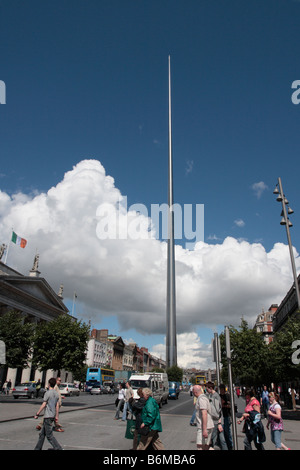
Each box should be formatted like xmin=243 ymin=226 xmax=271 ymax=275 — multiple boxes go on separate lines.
xmin=154 ymin=372 xmax=169 ymax=404
xmin=129 ymin=373 xmax=169 ymax=407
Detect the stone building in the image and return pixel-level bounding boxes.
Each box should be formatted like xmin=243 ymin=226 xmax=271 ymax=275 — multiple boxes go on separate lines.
xmin=254 ymin=304 xmax=278 ymax=344
xmin=0 ymin=259 xmax=70 ymax=387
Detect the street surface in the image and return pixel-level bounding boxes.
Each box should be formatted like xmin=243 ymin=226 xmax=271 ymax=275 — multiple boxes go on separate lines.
xmin=0 ymin=390 xmax=299 ymax=451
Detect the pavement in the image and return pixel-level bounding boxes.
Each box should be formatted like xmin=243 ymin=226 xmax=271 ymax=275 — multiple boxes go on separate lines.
xmin=0 ymin=392 xmax=299 ymax=452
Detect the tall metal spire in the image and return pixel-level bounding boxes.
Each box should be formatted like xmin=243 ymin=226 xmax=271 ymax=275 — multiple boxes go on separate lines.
xmin=166 ymin=55 xmax=177 ymax=368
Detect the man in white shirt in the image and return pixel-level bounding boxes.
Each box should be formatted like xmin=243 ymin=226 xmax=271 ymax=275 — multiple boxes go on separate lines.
xmin=193 ymin=384 xmax=214 ymax=450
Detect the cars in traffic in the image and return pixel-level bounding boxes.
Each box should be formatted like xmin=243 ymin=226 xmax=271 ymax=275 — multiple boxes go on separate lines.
xmin=59 ymin=383 xmax=80 ymax=397
xmin=102 ymin=382 xmax=116 ymax=394
xmin=12 ymin=381 xmax=46 ymax=399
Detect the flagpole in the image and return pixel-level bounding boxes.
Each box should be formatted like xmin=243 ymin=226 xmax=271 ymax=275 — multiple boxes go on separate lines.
xmin=4 ymin=228 xmax=13 ymax=264
xmin=166 ymin=55 xmax=177 ymax=368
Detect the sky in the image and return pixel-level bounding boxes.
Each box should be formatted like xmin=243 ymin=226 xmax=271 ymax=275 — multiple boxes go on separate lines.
xmin=1 ymin=0 xmax=300 ymax=369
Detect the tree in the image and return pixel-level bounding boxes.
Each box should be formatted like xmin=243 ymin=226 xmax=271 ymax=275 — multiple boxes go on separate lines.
xmin=166 ymin=365 xmax=183 ymax=383
xmin=219 ymin=319 xmax=269 ymax=387
xmin=269 ymin=317 xmax=300 ymax=383
xmin=0 ymin=311 xmax=34 ymax=368
xmin=32 ymin=314 xmax=90 ymax=375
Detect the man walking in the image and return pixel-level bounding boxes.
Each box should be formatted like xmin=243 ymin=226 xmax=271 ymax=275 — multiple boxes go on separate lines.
xmin=205 ymin=381 xmax=228 ymax=450
xmin=34 ymin=377 xmax=63 ymax=450
xmin=193 ymin=384 xmax=214 ymax=450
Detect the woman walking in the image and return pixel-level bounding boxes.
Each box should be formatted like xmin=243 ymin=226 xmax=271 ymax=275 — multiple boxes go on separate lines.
xmin=267 ymin=392 xmax=290 ymax=450
xmin=237 ymin=389 xmax=265 ymax=450
xmin=137 ymin=388 xmax=165 ymax=450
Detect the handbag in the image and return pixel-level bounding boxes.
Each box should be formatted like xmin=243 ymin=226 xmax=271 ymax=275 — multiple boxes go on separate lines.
xmin=139 ymin=425 xmax=150 ymax=436
xmin=125 ymin=417 xmax=136 ymax=440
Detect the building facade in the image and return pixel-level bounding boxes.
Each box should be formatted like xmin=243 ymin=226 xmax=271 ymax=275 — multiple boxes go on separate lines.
xmin=273 ymin=275 xmax=300 ymax=333
xmin=254 ymin=304 xmax=278 ymax=344
xmin=0 ymin=259 xmax=71 ymax=387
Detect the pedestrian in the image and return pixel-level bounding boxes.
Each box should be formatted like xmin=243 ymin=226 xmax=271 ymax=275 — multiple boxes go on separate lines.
xmin=6 ymin=379 xmax=11 ymax=395
xmin=206 ymin=381 xmax=228 ymax=450
xmin=36 ymin=379 xmax=42 ymax=398
xmin=267 ymin=392 xmax=290 ymax=450
xmin=34 ymin=377 xmax=63 ymax=450
xmin=114 ymin=383 xmax=126 ymax=420
xmin=219 ymin=384 xmax=233 ymax=450
xmin=190 ymin=393 xmax=197 ymax=426
xmin=136 ymin=387 xmax=165 ymax=450
xmin=131 ymin=388 xmax=147 ymax=450
xmin=53 ymin=377 xmax=64 ymax=432
xmin=237 ymin=389 xmax=265 ymax=450
xmin=236 ymin=387 xmax=240 ymax=399
xmin=260 ymin=385 xmax=270 ymax=418
xmin=193 ymin=384 xmax=214 ymax=450
xmin=122 ymin=381 xmax=134 ymax=421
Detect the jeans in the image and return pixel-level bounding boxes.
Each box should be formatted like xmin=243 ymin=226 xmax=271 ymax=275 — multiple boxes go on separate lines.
xmin=190 ymin=409 xmax=196 ymax=425
xmin=223 ymin=416 xmax=233 ymax=450
xmin=34 ymin=417 xmax=63 ymax=450
xmin=211 ymin=423 xmax=228 ymax=450
xmin=115 ymin=399 xmax=124 ymax=419
xmin=122 ymin=400 xmax=132 ymax=421
xmin=271 ymin=429 xmax=283 ymax=449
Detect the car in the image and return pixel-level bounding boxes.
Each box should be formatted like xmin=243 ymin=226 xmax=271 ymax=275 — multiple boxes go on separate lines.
xmin=90 ymin=384 xmax=108 ymax=395
xmin=59 ymin=383 xmax=80 ymax=397
xmin=12 ymin=381 xmax=46 ymax=399
xmin=168 ymin=381 xmax=180 ymax=399
xmin=102 ymin=382 xmax=115 ymax=394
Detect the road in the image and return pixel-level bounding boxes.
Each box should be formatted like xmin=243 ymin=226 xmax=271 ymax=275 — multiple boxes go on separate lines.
xmin=0 ymin=391 xmax=299 ymax=451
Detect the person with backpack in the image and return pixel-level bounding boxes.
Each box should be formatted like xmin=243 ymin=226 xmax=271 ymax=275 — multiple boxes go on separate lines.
xmin=206 ymin=382 xmax=228 ymax=450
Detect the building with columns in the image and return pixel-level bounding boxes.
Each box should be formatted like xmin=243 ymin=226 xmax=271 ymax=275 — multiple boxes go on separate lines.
xmin=0 ymin=258 xmax=70 ymax=388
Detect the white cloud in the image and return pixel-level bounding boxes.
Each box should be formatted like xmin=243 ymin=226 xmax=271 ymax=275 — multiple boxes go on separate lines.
xmin=234 ymin=218 xmax=245 ymax=227
xmin=151 ymin=332 xmax=214 ymax=369
xmin=252 ymin=181 xmax=268 ymax=199
xmin=185 ymin=160 xmax=194 ymax=176
xmin=1 ymin=160 xmax=299 ymax=361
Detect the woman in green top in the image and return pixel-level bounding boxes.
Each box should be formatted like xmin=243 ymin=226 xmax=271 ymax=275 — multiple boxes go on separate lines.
xmin=137 ymin=388 xmax=165 ymax=450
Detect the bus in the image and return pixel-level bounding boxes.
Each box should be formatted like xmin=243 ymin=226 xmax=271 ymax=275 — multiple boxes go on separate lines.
xmin=85 ymin=367 xmax=115 ymax=391
xmin=195 ymin=374 xmax=206 ymax=385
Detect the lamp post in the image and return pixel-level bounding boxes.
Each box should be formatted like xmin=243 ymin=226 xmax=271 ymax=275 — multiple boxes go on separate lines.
xmin=273 ymin=177 xmax=300 ymax=310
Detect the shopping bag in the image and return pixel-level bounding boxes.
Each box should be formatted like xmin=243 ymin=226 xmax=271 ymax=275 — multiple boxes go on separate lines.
xmin=125 ymin=418 xmax=136 ymax=440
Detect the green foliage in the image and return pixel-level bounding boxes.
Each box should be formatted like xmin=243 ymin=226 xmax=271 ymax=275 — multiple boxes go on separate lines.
xmin=220 ymin=317 xmax=300 ymax=387
xmin=220 ymin=319 xmax=270 ymax=387
xmin=32 ymin=314 xmax=90 ymax=374
xmin=166 ymin=365 xmax=183 ymax=382
xmin=268 ymin=317 xmax=300 ymax=383
xmin=0 ymin=311 xmax=35 ymax=368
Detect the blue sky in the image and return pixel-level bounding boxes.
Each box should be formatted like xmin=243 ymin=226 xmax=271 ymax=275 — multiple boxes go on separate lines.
xmin=1 ymin=0 xmax=300 ymax=368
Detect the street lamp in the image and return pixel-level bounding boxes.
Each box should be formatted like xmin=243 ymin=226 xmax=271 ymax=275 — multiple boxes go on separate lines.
xmin=273 ymin=177 xmax=300 ymax=310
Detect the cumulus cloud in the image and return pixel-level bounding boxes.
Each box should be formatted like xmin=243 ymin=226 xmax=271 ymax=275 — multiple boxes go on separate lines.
xmin=151 ymin=332 xmax=214 ymax=369
xmin=1 ymin=159 xmax=299 ymax=368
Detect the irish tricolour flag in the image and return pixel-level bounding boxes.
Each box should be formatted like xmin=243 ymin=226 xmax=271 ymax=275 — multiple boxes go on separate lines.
xmin=11 ymin=231 xmax=27 ymax=248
